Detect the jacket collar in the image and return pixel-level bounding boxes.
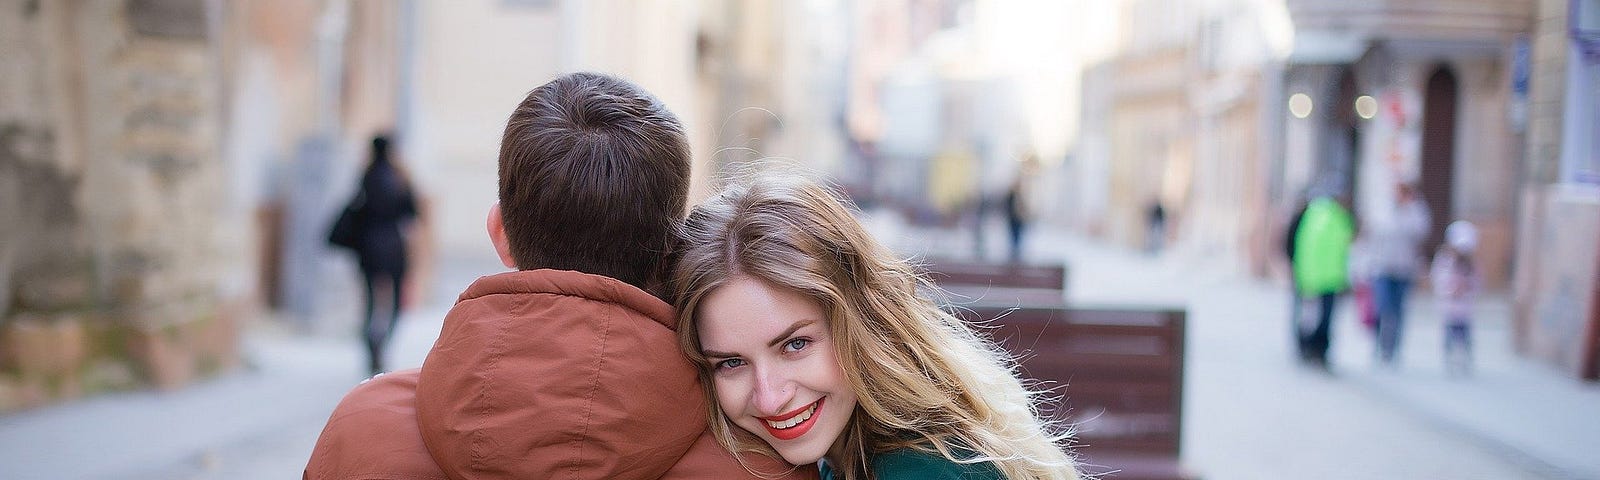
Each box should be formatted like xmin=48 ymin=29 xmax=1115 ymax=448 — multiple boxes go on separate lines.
xmin=457 ymin=268 xmax=677 ymax=331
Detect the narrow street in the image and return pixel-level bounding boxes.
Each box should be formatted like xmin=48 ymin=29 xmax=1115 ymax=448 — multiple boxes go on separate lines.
xmin=3 ymin=221 xmax=1596 ymax=480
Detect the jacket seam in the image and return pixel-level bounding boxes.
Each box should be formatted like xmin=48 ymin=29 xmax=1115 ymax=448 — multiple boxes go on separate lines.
xmin=567 ymin=307 xmax=613 ymax=479
xmin=470 ymin=304 xmax=512 ymax=472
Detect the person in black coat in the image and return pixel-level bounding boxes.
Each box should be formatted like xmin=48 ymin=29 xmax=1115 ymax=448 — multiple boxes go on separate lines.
xmin=347 ymin=134 xmax=417 ymax=375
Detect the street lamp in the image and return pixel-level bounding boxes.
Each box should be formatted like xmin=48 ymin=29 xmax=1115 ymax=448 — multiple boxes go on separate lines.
xmin=1289 ymin=93 xmax=1313 ymax=118
xmin=1355 ymin=95 xmax=1378 ymax=119
xmin=1286 ymin=93 xmax=1312 ymax=119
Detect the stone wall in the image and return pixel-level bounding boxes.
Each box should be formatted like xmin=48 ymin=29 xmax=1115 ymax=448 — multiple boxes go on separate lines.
xmin=1514 ymin=187 xmax=1600 ymax=378
xmin=0 ymin=0 xmax=239 ymax=412
xmin=1522 ymin=0 xmax=1567 ymax=183
xmin=1511 ymin=0 xmax=1600 ymax=380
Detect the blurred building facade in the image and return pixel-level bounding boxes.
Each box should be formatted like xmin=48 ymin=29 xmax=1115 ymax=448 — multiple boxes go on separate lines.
xmin=696 ymin=0 xmax=1077 ymax=243
xmin=1513 ymin=0 xmax=1600 ymax=380
xmin=219 ymin=0 xmax=411 ymax=334
xmin=8 ymin=0 xmax=1591 ymax=414
xmin=1280 ymin=0 xmax=1529 ymax=292
xmin=1192 ymin=2 xmax=1286 ymax=278
xmin=0 ymin=0 xmax=240 ymax=411
xmin=1273 ymin=0 xmax=1600 ymax=380
xmin=0 ymin=0 xmax=729 ymax=411
xmin=0 ymin=0 xmax=419 ymax=411
xmin=692 ymin=0 xmax=852 ymax=198
xmin=852 ymin=0 xmax=1035 ymax=228
xmin=1072 ymin=1 xmax=1600 ymax=385
xmin=1085 ymin=0 xmax=1200 ymax=252
xmin=838 ymin=0 xmax=1119 ymax=261
xmin=1074 ymin=0 xmax=1288 ymax=273
xmin=1075 ymin=0 xmax=1530 ymax=288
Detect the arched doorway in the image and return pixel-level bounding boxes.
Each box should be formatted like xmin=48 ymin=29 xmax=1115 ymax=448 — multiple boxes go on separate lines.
xmin=1419 ymin=66 xmax=1458 ymax=255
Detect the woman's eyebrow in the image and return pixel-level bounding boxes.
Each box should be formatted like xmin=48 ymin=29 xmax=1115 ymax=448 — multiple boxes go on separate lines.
xmin=766 ymin=320 xmax=817 ymax=347
xmin=701 ymin=319 xmax=820 ymax=358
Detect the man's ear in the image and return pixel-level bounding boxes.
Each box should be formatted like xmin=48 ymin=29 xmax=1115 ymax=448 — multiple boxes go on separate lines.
xmin=486 ymin=203 xmax=518 ymax=269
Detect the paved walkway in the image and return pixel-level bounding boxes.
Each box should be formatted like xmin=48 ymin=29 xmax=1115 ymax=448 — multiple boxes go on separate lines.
xmin=875 ymin=214 xmax=1600 ymax=480
xmin=2 ymin=217 xmax=1598 ymax=480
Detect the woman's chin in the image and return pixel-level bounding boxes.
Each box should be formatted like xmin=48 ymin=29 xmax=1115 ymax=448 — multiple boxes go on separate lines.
xmin=775 ymin=446 xmax=824 ymax=467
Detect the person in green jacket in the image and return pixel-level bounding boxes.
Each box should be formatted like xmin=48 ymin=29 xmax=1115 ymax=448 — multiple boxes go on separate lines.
xmin=670 ymin=174 xmax=1081 ymax=480
xmin=1290 ymin=195 xmax=1355 ymax=368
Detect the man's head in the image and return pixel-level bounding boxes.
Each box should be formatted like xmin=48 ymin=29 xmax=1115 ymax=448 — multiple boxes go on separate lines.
xmin=488 ymin=72 xmax=691 ymax=291
xmin=370 ymin=134 xmax=391 ymax=165
xmin=1396 ymin=181 xmax=1417 ymax=203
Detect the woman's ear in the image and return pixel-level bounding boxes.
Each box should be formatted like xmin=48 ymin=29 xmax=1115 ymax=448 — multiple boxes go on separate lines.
xmin=486 ymin=203 xmax=518 ymax=269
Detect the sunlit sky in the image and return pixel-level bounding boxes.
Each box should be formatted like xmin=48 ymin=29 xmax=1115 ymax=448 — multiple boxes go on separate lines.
xmin=970 ymin=0 xmax=1294 ymax=160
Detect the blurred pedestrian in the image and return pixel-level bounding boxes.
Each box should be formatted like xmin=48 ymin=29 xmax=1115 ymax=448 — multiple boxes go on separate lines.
xmin=970 ymin=192 xmax=990 ymax=260
xmin=1431 ymin=220 xmax=1480 ymax=376
xmin=1367 ymin=182 xmax=1431 ymax=366
xmin=1003 ymin=160 xmax=1034 ymax=263
xmin=1349 ymin=237 xmax=1380 ymax=336
xmin=1146 ymin=199 xmax=1167 ymax=255
xmin=1289 ymin=193 xmax=1355 ymax=369
xmin=332 ymin=134 xmax=417 ymax=376
xmin=305 ymin=73 xmax=807 ymax=480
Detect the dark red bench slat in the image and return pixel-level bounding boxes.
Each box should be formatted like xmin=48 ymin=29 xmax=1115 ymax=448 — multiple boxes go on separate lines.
xmin=948 ymin=304 xmax=1195 ymax=479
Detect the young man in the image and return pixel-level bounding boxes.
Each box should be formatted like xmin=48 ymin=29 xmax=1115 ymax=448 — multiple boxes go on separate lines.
xmin=304 ymin=73 xmax=813 ymax=480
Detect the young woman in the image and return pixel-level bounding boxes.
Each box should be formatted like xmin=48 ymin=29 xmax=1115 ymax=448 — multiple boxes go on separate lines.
xmin=669 ymin=175 xmax=1079 ymax=480
xmin=333 ymin=134 xmax=418 ymax=375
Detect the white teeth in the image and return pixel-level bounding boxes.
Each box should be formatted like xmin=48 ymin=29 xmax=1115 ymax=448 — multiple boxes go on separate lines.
xmin=765 ymin=403 xmax=817 ymax=430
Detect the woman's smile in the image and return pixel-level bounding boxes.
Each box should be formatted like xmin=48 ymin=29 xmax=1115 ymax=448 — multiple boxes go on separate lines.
xmin=759 ymin=398 xmax=824 ymax=440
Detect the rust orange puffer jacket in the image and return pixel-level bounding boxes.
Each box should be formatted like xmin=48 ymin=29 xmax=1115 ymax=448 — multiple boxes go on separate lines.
xmin=304 ymin=269 xmax=815 ymax=480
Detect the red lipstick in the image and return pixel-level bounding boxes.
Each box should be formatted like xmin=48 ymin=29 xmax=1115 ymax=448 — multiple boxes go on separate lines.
xmin=758 ymin=398 xmax=824 ymax=441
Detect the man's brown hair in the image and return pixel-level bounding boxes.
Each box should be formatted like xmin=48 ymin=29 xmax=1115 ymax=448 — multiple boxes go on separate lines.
xmin=498 ymin=72 xmax=690 ymax=291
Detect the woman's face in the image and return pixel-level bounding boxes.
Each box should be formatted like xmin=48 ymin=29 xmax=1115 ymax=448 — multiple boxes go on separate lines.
xmin=696 ymin=276 xmax=858 ymax=466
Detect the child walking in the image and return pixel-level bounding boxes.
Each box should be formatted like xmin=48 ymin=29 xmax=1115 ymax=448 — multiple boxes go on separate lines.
xmin=1431 ymin=221 xmax=1480 ymax=376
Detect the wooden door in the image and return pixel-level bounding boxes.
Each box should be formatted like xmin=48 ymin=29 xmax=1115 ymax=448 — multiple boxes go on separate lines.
xmin=1419 ymin=66 xmax=1459 ymax=256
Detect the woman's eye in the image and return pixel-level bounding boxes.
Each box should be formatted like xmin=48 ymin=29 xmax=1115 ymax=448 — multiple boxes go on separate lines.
xmin=714 ymin=358 xmax=745 ymax=370
xmin=783 ymin=338 xmax=811 ymax=352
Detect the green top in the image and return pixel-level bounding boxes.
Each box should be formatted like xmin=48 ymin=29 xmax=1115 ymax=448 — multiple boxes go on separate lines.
xmin=1292 ymin=197 xmax=1355 ymax=296
xmin=820 ymin=448 xmax=1004 ymax=480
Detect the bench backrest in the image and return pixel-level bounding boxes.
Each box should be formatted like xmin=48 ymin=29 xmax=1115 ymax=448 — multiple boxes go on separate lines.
xmin=925 ymin=260 xmax=1067 ymax=291
xmin=926 ymin=260 xmax=1068 ymax=307
xmin=957 ymin=306 xmax=1186 ymax=458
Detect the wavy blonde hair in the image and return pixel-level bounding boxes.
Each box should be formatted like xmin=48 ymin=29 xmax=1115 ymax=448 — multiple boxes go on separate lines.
xmin=669 ymin=174 xmax=1079 ymax=480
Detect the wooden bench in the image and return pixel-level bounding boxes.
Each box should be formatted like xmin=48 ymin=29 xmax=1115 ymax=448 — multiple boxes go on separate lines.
xmin=953 ymin=305 xmax=1197 ymax=480
xmin=925 ymin=259 xmax=1067 ymax=307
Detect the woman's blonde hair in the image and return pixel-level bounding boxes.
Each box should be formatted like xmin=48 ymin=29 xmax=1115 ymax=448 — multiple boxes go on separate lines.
xmin=669 ymin=174 xmax=1078 ymax=480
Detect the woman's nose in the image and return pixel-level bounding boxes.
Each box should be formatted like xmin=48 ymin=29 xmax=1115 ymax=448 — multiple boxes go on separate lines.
xmin=752 ymin=367 xmax=795 ymax=415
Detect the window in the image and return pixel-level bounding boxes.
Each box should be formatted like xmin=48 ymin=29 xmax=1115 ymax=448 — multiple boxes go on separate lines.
xmin=1564 ymin=0 xmax=1600 ymax=184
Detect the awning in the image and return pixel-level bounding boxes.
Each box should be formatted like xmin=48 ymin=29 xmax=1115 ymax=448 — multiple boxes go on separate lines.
xmin=1287 ymin=31 xmax=1369 ymax=65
